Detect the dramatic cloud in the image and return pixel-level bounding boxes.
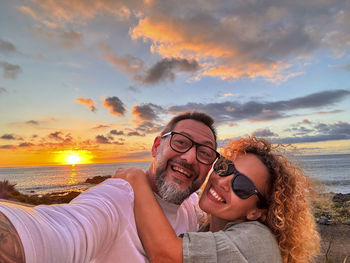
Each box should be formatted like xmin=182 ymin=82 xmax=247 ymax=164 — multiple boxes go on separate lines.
xmin=0 ymin=145 xmax=16 ymax=149
xmin=168 ymin=89 xmax=350 ymax=123
xmin=135 ymin=121 xmax=163 ymax=134
xmin=32 ymin=25 xmax=83 ymax=50
xmin=18 ymin=142 xmax=34 ymax=147
xmin=103 ymin=96 xmax=127 ymax=117
xmin=48 ymin=131 xmax=72 ymax=142
xmin=252 ymin=129 xmax=278 ymax=137
xmin=92 ymin=124 xmax=110 ymax=130
xmin=0 ymin=60 xmax=22 ymax=79
xmin=76 ymin=97 xmax=97 ymax=112
xmin=127 ymin=131 xmax=144 ymax=136
xmin=1 ymin=134 xmax=17 ymax=140
xmin=26 ymin=120 xmax=39 ymax=125
xmin=96 ymin=135 xmax=112 ymax=144
xmin=17 ymin=0 xmax=350 ymax=82
xmin=130 ymin=0 xmax=350 ymax=81
xmin=287 ymin=126 xmax=314 ymax=136
xmin=128 ymin=86 xmax=139 ymax=93
xmin=95 ymin=134 xmax=123 ymax=145
xmin=131 ymin=103 xmax=164 ymax=121
xmin=49 ymin=131 xmax=64 ymax=141
xmin=277 ymin=89 xmax=350 ymax=109
xmin=131 ymin=103 xmax=164 ymax=134
xmin=142 ymin=58 xmax=200 ymax=84
xmin=0 ymin=39 xmax=17 ymax=55
xmin=113 ymin=141 xmax=124 ymax=145
xmin=110 ymin=129 xmax=124 ymax=135
xmin=18 ymin=1 xmax=134 ymax=25
xmin=273 ymin=121 xmax=350 ymax=144
xmin=100 ymin=44 xmax=200 ymax=85
xmin=315 ymin=110 xmax=343 ymax=115
xmin=315 ymin=121 xmax=350 ymax=135
xmin=99 ymin=43 xmax=145 ymax=78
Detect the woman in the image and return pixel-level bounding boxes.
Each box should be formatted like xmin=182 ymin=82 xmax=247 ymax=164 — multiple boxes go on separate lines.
xmin=116 ymin=137 xmax=320 ymax=263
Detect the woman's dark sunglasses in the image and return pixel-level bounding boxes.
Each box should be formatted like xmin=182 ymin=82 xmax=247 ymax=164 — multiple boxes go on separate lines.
xmin=213 ymin=156 xmax=268 ymax=208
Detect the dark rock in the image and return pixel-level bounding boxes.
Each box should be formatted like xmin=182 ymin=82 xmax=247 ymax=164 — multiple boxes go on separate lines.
xmin=318 ymin=215 xmax=333 ymax=225
xmin=85 ymin=175 xmax=111 ymax=184
xmin=332 ymin=193 xmax=350 ymax=202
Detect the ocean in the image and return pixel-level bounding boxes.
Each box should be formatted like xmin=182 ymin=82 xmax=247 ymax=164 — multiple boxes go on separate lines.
xmin=0 ymin=154 xmax=349 ymax=195
xmin=292 ymin=154 xmax=350 ymax=194
xmin=0 ymin=161 xmax=151 ymax=195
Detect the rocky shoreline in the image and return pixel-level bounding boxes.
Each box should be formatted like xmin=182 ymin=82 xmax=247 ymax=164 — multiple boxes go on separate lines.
xmin=312 ymin=192 xmax=350 ymax=262
xmin=0 ymin=175 xmax=111 ymax=205
xmin=313 ymin=192 xmax=350 ymax=225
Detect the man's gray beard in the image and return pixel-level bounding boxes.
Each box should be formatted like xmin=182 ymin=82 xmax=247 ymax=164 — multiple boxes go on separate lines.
xmin=155 ymin=171 xmax=193 ymax=205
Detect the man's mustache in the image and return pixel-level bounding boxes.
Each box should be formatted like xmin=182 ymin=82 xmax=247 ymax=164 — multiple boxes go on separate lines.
xmin=170 ymin=159 xmax=197 ymax=176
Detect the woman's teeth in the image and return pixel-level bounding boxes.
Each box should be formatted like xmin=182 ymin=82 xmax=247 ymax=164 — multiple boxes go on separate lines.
xmin=209 ymin=187 xmax=225 ymax=203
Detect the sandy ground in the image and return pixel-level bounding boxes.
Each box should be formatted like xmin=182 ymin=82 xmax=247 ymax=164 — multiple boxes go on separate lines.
xmin=315 ymin=224 xmax=350 ymax=263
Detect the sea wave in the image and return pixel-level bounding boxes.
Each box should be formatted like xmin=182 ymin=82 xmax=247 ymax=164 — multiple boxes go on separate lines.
xmin=322 ymin=179 xmax=350 ymax=186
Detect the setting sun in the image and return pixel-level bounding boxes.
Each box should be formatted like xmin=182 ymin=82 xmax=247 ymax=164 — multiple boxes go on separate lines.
xmin=67 ymin=155 xmax=81 ymax=165
xmin=55 ymin=150 xmax=93 ymax=165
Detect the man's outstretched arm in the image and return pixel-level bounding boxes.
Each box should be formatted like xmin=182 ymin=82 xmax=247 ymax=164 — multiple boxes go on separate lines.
xmin=0 ymin=211 xmax=25 ymax=263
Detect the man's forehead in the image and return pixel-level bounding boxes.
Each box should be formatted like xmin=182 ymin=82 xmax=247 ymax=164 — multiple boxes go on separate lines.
xmin=172 ymin=119 xmax=216 ymax=147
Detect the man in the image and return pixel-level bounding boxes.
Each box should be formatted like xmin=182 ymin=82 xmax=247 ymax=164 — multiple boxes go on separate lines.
xmin=0 ymin=111 xmax=218 ymax=263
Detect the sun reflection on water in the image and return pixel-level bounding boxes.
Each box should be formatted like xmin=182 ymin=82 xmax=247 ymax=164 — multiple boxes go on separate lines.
xmin=67 ymin=165 xmax=78 ymax=185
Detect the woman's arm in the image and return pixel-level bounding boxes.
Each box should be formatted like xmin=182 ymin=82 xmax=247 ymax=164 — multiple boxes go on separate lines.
xmin=114 ymin=168 xmax=183 ymax=263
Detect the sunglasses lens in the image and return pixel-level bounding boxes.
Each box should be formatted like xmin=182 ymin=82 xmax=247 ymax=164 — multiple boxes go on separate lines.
xmin=232 ymin=175 xmax=255 ymax=199
xmin=214 ymin=158 xmax=235 ymax=177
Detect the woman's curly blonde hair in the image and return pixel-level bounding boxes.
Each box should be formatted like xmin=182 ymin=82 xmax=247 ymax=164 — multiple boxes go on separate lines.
xmin=222 ymin=137 xmax=320 ymax=263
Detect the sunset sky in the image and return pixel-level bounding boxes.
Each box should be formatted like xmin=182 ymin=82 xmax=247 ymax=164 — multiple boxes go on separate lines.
xmin=1 ymin=0 xmax=350 ymax=167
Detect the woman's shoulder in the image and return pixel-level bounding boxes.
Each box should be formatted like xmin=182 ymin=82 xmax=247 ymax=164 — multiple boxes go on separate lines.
xmin=224 ymin=220 xmax=270 ymax=233
xmin=224 ymin=221 xmax=275 ymax=242
xmin=222 ymin=221 xmax=282 ymax=262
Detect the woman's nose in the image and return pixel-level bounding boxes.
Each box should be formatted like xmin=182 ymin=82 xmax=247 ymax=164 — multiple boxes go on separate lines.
xmin=214 ymin=173 xmax=232 ymax=192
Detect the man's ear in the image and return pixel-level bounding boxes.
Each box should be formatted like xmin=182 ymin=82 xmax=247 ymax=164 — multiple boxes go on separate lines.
xmin=246 ymin=208 xmax=266 ymax=221
xmin=151 ymin=136 xmax=161 ymax=157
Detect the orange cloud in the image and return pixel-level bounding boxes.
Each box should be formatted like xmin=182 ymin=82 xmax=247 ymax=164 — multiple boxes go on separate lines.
xmin=99 ymin=43 xmax=145 ymax=75
xmin=203 ymin=62 xmax=278 ymax=80
xmin=76 ymin=97 xmax=97 ymax=112
xmin=19 ymin=0 xmax=132 ymax=25
xmin=32 ymin=25 xmax=83 ymax=50
xmin=131 ymin=17 xmax=287 ymax=81
xmin=131 ymin=17 xmax=232 ymax=59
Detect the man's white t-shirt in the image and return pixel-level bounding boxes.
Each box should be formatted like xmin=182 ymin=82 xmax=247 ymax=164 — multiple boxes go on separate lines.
xmin=0 ymin=179 xmax=202 ymax=263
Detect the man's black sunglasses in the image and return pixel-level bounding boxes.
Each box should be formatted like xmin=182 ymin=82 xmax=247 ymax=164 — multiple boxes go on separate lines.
xmin=161 ymin=131 xmax=219 ymax=165
xmin=213 ymin=156 xmax=268 ymax=208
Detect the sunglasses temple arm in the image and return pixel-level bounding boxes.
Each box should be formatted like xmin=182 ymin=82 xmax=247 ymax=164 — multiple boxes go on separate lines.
xmin=256 ymin=192 xmax=268 ymax=208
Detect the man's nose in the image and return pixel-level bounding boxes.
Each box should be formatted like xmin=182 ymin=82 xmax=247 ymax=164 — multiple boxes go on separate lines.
xmin=180 ymin=145 xmax=197 ymax=164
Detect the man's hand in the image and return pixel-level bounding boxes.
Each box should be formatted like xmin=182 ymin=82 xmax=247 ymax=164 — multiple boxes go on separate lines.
xmin=0 ymin=211 xmax=25 ymax=263
xmin=113 ymin=168 xmax=148 ymax=188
